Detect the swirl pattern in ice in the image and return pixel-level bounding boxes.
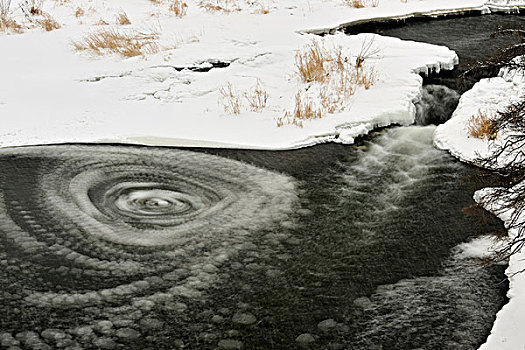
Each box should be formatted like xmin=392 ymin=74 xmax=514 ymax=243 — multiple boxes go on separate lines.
xmin=0 ymin=145 xmax=297 ymax=348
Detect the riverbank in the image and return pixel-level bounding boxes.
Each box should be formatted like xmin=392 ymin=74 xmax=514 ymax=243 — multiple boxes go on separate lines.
xmin=434 ymin=62 xmax=525 ymax=350
xmin=0 ymin=0 xmax=522 ymax=149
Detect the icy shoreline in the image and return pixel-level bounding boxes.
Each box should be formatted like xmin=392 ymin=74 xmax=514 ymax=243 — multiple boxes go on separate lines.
xmin=434 ymin=64 xmax=525 ymax=350
xmin=0 ymin=0 xmax=522 ymax=150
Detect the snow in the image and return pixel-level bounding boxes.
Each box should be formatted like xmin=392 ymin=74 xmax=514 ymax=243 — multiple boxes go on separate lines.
xmin=0 ymin=0 xmax=520 ymax=149
xmin=434 ymin=63 xmax=525 ymax=350
xmin=434 ymin=65 xmax=525 ymax=166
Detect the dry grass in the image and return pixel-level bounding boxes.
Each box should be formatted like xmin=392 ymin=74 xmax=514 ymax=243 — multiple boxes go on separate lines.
xmin=252 ymin=4 xmax=269 ymax=14
xmin=72 ymin=28 xmax=160 ymax=57
xmin=467 ymin=109 xmax=498 ymax=140
xmin=277 ymin=93 xmax=323 ymax=128
xmin=36 ymin=13 xmax=60 ymax=31
xmin=219 ymin=80 xmax=269 ymax=115
xmin=345 ymin=0 xmax=365 ymax=8
xmin=199 ymin=0 xmax=238 ymax=13
xmin=0 ymin=0 xmax=23 ymax=33
xmin=20 ymin=0 xmax=44 ymax=16
xmin=281 ymin=39 xmax=378 ymax=127
xmin=116 ymin=11 xmax=131 ymax=25
xmin=0 ymin=0 xmax=11 ymax=17
xmin=295 ymin=40 xmax=329 ymax=83
xmin=169 ymin=0 xmax=188 ymax=17
xmin=75 ymin=6 xmax=85 ymax=17
xmin=354 ymin=67 xmax=376 ymax=89
xmin=219 ymin=82 xmax=242 ymax=115
xmin=344 ymin=0 xmax=379 ymax=7
xmin=355 ymin=36 xmax=379 ymax=69
xmin=244 ymin=80 xmax=268 ymax=112
xmin=0 ymin=17 xmax=22 ymax=33
xmin=95 ymin=18 xmax=109 ymax=25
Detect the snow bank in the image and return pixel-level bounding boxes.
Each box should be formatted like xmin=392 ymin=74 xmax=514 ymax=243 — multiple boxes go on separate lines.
xmin=434 ymin=64 xmax=525 ymax=350
xmin=0 ymin=0 xmax=521 ymax=149
xmin=476 ymin=184 xmax=525 ymax=350
xmin=434 ymin=66 xmax=525 ymax=165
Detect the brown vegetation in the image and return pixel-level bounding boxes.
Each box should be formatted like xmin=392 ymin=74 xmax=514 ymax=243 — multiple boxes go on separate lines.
xmin=219 ymin=82 xmax=242 ymax=115
xmin=219 ymin=80 xmax=269 ymax=115
xmin=75 ymin=7 xmax=85 ymax=18
xmin=279 ymin=39 xmax=378 ymax=127
xmin=116 ymin=11 xmax=131 ymax=25
xmin=244 ymin=80 xmax=268 ymax=112
xmin=0 ymin=0 xmax=23 ymax=33
xmin=199 ymin=0 xmax=238 ymax=13
xmin=73 ymin=28 xmax=160 ymax=57
xmin=276 ymin=93 xmax=322 ymax=127
xmin=344 ymin=0 xmax=379 ymax=8
xmin=169 ymin=0 xmax=188 ymax=17
xmin=467 ymin=109 xmax=498 ymax=140
xmin=36 ymin=13 xmax=61 ymax=31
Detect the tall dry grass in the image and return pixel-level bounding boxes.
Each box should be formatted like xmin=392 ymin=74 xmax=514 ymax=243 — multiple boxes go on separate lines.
xmin=73 ymin=28 xmax=160 ymax=57
xmin=279 ymin=39 xmax=378 ymax=127
xmin=116 ymin=11 xmax=131 ymax=25
xmin=219 ymin=82 xmax=242 ymax=115
xmin=36 ymin=13 xmax=61 ymax=31
xmin=0 ymin=0 xmax=23 ymax=33
xmin=344 ymin=0 xmax=379 ymax=7
xmin=169 ymin=0 xmax=188 ymax=17
xmin=219 ymin=80 xmax=269 ymax=115
xmin=199 ymin=0 xmax=238 ymax=12
xmin=244 ymin=80 xmax=268 ymax=112
xmin=467 ymin=109 xmax=498 ymax=140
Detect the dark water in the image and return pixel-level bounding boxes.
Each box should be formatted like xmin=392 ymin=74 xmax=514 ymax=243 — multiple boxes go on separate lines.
xmin=0 ymin=127 xmax=506 ymax=350
xmin=378 ymin=14 xmax=525 ymax=92
xmin=0 ymin=12 xmax=520 ymax=350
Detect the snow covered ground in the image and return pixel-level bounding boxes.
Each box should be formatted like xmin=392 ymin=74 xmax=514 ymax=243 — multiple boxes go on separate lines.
xmin=434 ymin=63 xmax=525 ymax=350
xmin=0 ymin=0 xmax=521 ymax=149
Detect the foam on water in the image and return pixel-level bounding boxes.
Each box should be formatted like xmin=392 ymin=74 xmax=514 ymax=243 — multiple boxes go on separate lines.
xmin=350 ymin=236 xmax=507 ymax=350
xmin=0 ymin=145 xmax=298 ymax=348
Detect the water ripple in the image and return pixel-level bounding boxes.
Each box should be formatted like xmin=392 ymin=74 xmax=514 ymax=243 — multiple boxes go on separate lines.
xmin=0 ymin=145 xmax=297 ymax=347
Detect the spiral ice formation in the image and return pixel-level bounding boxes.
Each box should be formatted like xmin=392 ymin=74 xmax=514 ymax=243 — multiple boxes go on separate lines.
xmin=0 ymin=145 xmax=297 ymax=348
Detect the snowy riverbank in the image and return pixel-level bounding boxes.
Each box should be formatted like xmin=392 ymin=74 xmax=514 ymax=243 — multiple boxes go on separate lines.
xmin=0 ymin=0 xmax=522 ymax=149
xmin=434 ymin=63 xmax=525 ymax=350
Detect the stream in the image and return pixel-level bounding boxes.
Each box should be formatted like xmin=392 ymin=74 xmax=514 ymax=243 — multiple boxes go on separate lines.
xmin=0 ymin=12 xmax=524 ymax=350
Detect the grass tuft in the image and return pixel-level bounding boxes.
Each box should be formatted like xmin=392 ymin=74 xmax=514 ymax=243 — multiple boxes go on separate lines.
xmin=72 ymin=28 xmax=160 ymax=57
xmin=467 ymin=109 xmax=498 ymax=140
xmin=75 ymin=6 xmax=84 ymax=17
xmin=199 ymin=0 xmax=238 ymax=13
xmin=219 ymin=80 xmax=269 ymax=115
xmin=280 ymin=39 xmax=378 ymax=127
xmin=36 ymin=13 xmax=60 ymax=31
xmin=295 ymin=40 xmax=329 ymax=83
xmin=244 ymin=79 xmax=268 ymax=112
xmin=345 ymin=0 xmax=365 ymax=8
xmin=95 ymin=18 xmax=109 ymax=25
xmin=1 ymin=0 xmax=23 ymax=33
xmin=344 ymin=0 xmax=379 ymax=7
xmin=219 ymin=82 xmax=242 ymax=115
xmin=116 ymin=11 xmax=131 ymax=25
xmin=169 ymin=0 xmax=188 ymax=17
xmin=19 ymin=0 xmax=44 ymax=16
